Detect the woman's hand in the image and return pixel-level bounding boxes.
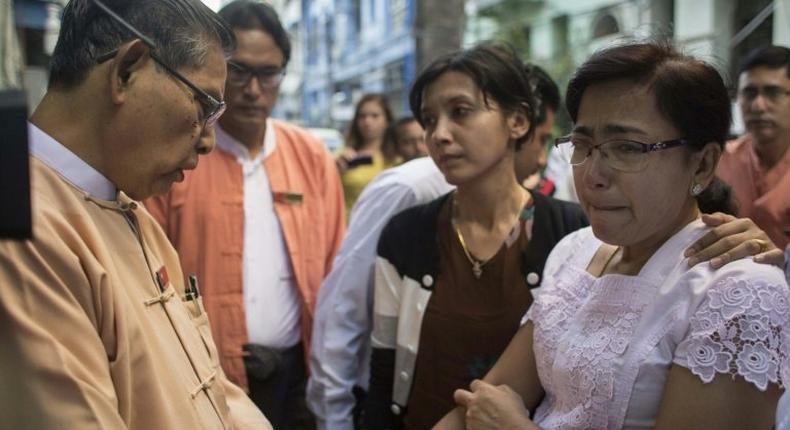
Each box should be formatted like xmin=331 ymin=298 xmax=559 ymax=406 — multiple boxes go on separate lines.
xmin=335 ymin=147 xmax=358 ymax=173
xmin=686 ymin=213 xmax=784 ymax=268
xmin=453 ymin=380 xmax=538 ymax=430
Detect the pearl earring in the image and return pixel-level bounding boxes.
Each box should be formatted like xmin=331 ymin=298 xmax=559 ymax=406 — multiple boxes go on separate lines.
xmin=691 ymin=183 xmax=704 ymax=196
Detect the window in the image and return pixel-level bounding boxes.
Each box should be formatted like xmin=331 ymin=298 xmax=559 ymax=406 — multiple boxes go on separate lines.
xmin=384 ymin=61 xmax=406 ymax=115
xmin=353 ymin=0 xmax=362 ymax=35
xmin=552 ymin=15 xmax=569 ymax=58
xmin=390 ymin=0 xmax=408 ymax=31
xmin=593 ymin=14 xmax=620 ymax=39
xmin=307 ymin=17 xmax=319 ymax=65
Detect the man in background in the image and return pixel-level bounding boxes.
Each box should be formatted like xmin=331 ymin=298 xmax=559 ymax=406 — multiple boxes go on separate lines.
xmin=390 ymin=116 xmax=428 ymax=162
xmin=146 ymin=1 xmax=345 ymax=429
xmin=717 ymin=45 xmax=790 ymax=248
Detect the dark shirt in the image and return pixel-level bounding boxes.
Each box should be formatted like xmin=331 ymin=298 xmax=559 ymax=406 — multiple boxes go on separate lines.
xmin=404 ymin=196 xmax=533 ymax=429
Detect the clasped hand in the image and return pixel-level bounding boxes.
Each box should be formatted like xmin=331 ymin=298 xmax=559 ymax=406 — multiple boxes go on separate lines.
xmin=453 ymin=380 xmax=539 ymax=430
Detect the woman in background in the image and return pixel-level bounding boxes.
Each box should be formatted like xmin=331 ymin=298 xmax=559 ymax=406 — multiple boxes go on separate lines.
xmin=337 ymin=93 xmax=396 ymax=215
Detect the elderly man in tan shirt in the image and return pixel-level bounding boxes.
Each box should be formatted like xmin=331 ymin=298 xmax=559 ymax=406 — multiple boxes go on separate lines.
xmin=0 ymin=0 xmax=270 ymax=428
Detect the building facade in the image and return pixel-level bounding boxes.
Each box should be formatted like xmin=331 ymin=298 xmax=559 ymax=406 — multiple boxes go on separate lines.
xmin=269 ymin=0 xmax=306 ymax=122
xmin=465 ymin=0 xmax=789 ymax=132
xmin=466 ymin=0 xmax=789 ymax=71
xmin=301 ymin=0 xmax=418 ymax=128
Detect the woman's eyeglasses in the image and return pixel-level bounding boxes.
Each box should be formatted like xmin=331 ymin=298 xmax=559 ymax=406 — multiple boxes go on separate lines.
xmin=554 ymin=135 xmax=690 ymax=173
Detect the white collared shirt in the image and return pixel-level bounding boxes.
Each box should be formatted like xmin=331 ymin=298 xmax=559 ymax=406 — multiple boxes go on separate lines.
xmin=28 ymin=123 xmax=117 ymax=200
xmin=215 ymin=121 xmax=301 ymax=349
xmin=307 ymin=157 xmax=454 ymax=429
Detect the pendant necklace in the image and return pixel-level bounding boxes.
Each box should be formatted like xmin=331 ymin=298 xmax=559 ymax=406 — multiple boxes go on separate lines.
xmin=453 ymin=221 xmax=486 ymax=278
xmin=452 ymin=190 xmax=527 ymax=279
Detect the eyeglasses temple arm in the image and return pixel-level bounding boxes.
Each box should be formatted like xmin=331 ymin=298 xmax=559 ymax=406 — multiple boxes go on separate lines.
xmin=92 ymin=0 xmax=157 ymax=48
xmin=92 ymin=0 xmax=222 ymax=108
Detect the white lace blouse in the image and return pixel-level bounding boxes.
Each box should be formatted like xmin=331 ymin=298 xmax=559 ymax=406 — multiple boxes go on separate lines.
xmin=525 ymin=220 xmax=789 ymax=429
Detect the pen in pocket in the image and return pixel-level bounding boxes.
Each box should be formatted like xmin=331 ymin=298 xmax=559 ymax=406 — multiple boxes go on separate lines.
xmin=187 ymin=275 xmax=201 ymax=315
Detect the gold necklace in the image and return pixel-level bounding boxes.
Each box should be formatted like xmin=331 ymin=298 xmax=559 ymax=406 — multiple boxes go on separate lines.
xmin=452 ymin=189 xmax=527 ymax=279
xmin=453 ymin=222 xmax=486 ymax=278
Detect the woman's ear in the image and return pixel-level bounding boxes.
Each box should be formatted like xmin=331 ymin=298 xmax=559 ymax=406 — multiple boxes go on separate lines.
xmin=507 ymin=103 xmax=531 ymax=141
xmin=108 ymin=39 xmax=152 ymax=105
xmin=692 ymin=142 xmax=722 ymax=188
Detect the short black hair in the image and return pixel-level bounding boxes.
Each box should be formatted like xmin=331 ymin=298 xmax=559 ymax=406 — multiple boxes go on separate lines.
xmin=409 ymin=42 xmax=537 ymax=150
xmin=566 ymin=40 xmax=735 ymax=215
xmin=388 ymin=116 xmax=419 ymax=144
xmin=49 ymin=0 xmax=235 ymax=90
xmin=738 ymin=45 xmax=790 ymax=77
xmin=524 ymin=64 xmax=560 ymax=126
xmin=218 ymin=0 xmax=291 ymax=67
xmin=394 ymin=116 xmax=418 ymax=130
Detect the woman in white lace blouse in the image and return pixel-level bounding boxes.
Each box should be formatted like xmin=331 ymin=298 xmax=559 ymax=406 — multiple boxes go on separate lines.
xmin=435 ymin=41 xmax=789 ymax=430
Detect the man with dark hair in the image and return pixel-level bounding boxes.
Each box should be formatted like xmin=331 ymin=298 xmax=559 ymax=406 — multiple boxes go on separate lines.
xmin=0 ymin=0 xmax=270 ymax=428
xmin=390 ymin=116 xmax=427 ymax=162
xmin=146 ymin=1 xmax=345 ymax=429
xmin=718 ymin=45 xmax=790 ymax=248
xmin=515 ymin=64 xmax=561 ymax=186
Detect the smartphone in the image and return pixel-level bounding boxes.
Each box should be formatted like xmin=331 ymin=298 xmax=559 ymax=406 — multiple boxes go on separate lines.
xmin=346 ymin=154 xmax=374 ymax=168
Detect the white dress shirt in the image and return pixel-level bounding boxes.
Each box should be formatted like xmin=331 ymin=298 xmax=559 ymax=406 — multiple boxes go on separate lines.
xmin=306 ymin=157 xmax=454 ymax=430
xmin=545 ymin=146 xmax=578 ymax=203
xmin=215 ymin=123 xmax=301 ymax=349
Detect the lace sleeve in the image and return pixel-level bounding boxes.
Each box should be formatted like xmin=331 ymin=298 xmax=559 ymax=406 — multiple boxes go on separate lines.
xmin=675 ymin=276 xmax=790 ymax=391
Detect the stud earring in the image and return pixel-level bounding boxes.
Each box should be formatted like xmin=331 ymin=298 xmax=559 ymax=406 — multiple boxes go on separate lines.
xmin=691 ymin=183 xmax=704 ymax=196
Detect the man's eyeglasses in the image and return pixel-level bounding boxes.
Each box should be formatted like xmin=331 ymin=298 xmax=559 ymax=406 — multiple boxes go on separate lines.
xmin=227 ymin=61 xmax=285 ymax=88
xmin=92 ymin=0 xmax=225 ymax=127
xmin=554 ymin=135 xmax=690 ymax=173
xmin=738 ymin=85 xmax=790 ymax=104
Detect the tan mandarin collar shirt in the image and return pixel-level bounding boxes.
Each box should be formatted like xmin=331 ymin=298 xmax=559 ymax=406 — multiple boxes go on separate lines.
xmin=0 ymin=128 xmax=271 ymax=429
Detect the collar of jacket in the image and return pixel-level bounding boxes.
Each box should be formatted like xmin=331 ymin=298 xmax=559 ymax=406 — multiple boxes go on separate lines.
xmin=377 ymin=190 xmax=589 ymax=291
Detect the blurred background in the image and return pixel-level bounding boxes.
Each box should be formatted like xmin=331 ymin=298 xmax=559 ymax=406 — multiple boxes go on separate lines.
xmin=2 ymin=0 xmax=788 ymax=136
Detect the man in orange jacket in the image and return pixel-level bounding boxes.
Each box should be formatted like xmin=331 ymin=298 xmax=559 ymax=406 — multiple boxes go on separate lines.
xmin=717 ymin=45 xmax=789 ymax=248
xmin=146 ymin=2 xmax=345 ymax=428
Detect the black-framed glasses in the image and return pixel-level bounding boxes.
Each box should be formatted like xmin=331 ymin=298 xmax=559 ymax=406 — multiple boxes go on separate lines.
xmin=226 ymin=61 xmax=285 ymax=88
xmin=92 ymin=0 xmax=225 ymax=127
xmin=738 ymin=85 xmax=790 ymax=104
xmin=554 ymin=135 xmax=690 ymax=173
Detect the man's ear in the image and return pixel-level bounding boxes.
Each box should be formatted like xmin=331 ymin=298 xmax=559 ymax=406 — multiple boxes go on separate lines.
xmin=692 ymin=142 xmax=722 ymax=188
xmin=507 ymin=103 xmax=531 ymax=142
xmin=108 ymin=40 xmax=152 ymax=105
